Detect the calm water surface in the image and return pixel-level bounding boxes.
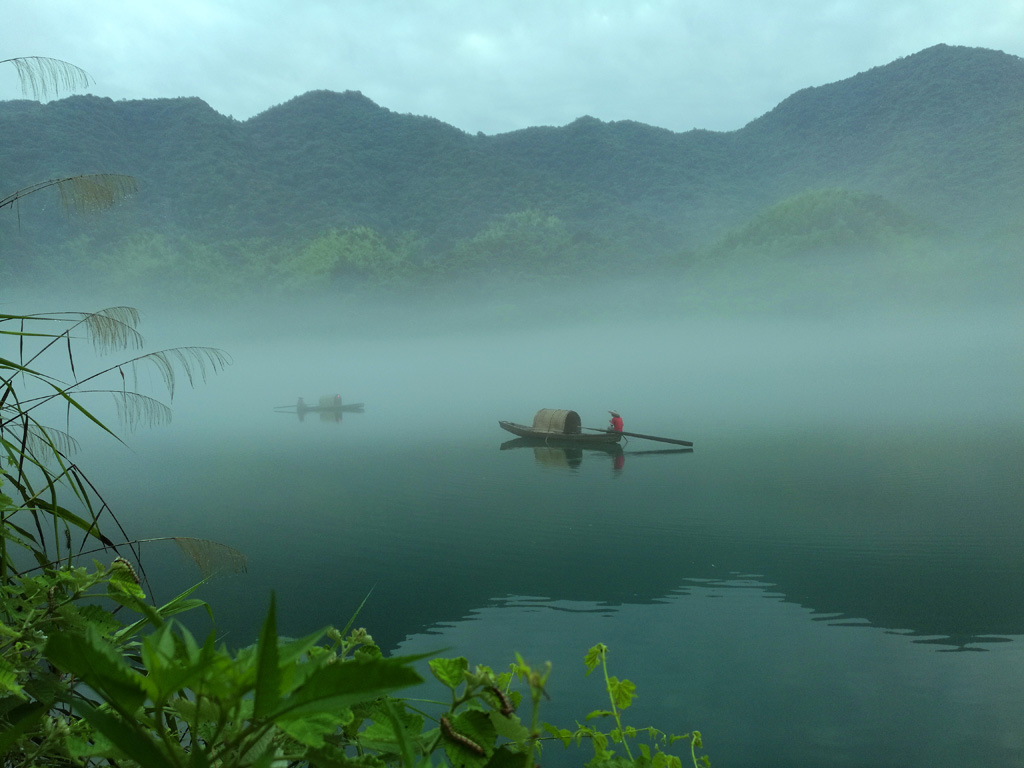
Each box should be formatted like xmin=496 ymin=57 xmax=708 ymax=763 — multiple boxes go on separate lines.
xmin=79 ymin=306 xmax=1023 ymax=767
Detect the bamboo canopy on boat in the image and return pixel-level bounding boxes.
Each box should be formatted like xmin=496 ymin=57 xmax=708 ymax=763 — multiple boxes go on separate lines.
xmin=531 ymin=409 xmax=582 ymax=435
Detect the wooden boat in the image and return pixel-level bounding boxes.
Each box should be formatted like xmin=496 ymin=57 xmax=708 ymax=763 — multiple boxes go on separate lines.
xmin=298 ymin=396 xmax=364 ymax=413
xmin=275 ymin=396 xmax=364 ymax=414
xmin=498 ymin=409 xmax=622 ymax=444
xmin=498 ymin=422 xmax=621 ymax=444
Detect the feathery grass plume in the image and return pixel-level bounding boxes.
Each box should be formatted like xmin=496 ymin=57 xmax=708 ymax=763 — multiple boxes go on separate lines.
xmin=1 ymin=306 xmax=231 ymax=581
xmin=172 ymin=537 xmax=248 ymax=578
xmin=0 ymin=174 xmax=139 ymax=216
xmin=56 ymin=173 xmax=139 ymax=214
xmin=1 ymin=308 xmax=142 ymax=364
xmin=80 ymin=307 xmax=144 ymax=355
xmin=7 ymin=420 xmax=80 ymax=465
xmin=109 ymin=390 xmax=173 ymax=432
xmin=132 ymin=346 xmax=233 ymax=401
xmin=1 ymin=56 xmax=93 ymax=100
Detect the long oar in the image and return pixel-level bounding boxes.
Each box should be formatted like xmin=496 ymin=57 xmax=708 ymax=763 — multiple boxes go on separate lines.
xmin=584 ymin=427 xmax=693 ymax=447
xmin=624 ymin=447 xmax=694 ymax=456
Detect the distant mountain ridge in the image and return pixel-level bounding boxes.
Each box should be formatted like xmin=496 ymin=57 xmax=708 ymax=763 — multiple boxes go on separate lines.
xmin=1 ymin=43 xmax=1022 ymax=284
xmin=740 ymin=44 xmax=1024 ymax=228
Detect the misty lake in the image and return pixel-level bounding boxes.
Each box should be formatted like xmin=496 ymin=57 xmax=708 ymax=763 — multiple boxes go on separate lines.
xmin=73 ymin=297 xmax=1023 ymax=767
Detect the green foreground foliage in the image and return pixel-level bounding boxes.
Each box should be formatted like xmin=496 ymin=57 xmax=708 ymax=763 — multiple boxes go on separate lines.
xmin=3 ymin=570 xmax=709 ymax=768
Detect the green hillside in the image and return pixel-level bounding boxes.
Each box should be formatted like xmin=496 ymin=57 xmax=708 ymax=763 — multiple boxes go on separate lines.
xmin=1 ymin=43 xmax=1021 ymax=305
xmin=704 ymin=189 xmax=936 ymax=260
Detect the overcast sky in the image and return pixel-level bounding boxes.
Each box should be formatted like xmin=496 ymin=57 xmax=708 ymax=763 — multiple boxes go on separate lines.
xmin=5 ymin=1 xmax=1024 ymax=135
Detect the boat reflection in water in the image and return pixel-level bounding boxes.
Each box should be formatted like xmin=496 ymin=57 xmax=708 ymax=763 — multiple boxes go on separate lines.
xmin=499 ymin=437 xmax=692 ymax=472
xmin=274 ymin=395 xmax=365 ymax=423
xmin=500 ymin=436 xmax=622 ymax=470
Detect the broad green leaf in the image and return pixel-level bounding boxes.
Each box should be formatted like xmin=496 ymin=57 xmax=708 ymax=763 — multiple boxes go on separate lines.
xmin=44 ymin=626 xmax=152 ymax=709
xmin=107 ymin=589 xmax=163 ymax=628
xmin=279 ymin=708 xmax=353 ymax=747
xmin=440 ymin=729 xmax=487 ymax=765
xmin=65 ymin=728 xmax=118 ymax=759
xmin=0 ymin=657 xmax=25 ymax=698
xmin=275 ymin=625 xmax=334 ymax=693
xmin=542 ymin=723 xmax=575 ymax=747
xmin=73 ymin=603 xmax=122 ymax=636
xmin=429 ymin=656 xmax=469 ymax=689
xmin=277 ymin=626 xmax=332 ymax=666
xmin=271 ymin=655 xmax=423 ymax=722
xmin=382 ymin=697 xmax=416 ymax=767
xmin=108 ymin=559 xmax=145 ymax=598
xmin=451 ymin=710 xmax=495 ymax=751
xmin=588 ymin=730 xmax=611 ymax=760
xmin=254 ymin=593 xmax=281 ymax=719
xmin=608 ymin=676 xmax=636 ymax=710
xmin=74 ymin=700 xmax=178 ymax=768
xmin=169 ymin=693 xmax=222 ymax=724
xmin=138 ymin=622 xmax=217 ymax=701
xmin=488 ymin=709 xmax=530 ymax=744
xmin=21 ymin=669 xmax=63 ymax=707
xmin=584 ymin=644 xmax=607 ymax=675
xmin=484 ymin=745 xmax=534 ymax=768
xmin=0 ymin=701 xmax=45 ymax=752
xmin=140 ymin=621 xmax=179 ymax=676
xmin=357 ymin=699 xmax=432 ymax=762
xmin=115 ymin=579 xmax=211 ymax=640
xmin=303 ymin=744 xmax=379 ymax=768
xmin=238 ymin=726 xmax=276 ymax=764
xmin=105 ymin=564 xmax=162 ymax=630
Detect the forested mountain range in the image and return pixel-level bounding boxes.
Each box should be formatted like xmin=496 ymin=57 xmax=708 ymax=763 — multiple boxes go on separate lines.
xmin=1 ymin=43 xmax=1022 ymax=300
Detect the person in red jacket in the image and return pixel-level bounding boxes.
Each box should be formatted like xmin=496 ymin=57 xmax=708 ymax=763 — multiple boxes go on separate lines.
xmin=608 ymin=410 xmax=624 ymax=432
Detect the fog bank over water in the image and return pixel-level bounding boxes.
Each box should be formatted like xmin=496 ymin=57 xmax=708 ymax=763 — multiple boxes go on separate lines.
xmin=119 ymin=265 xmax=1021 ymax=431
xmin=10 ymin=261 xmax=1016 ymax=455
xmin=7 ymin=251 xmax=1020 ymax=461
xmin=10 ymin=238 xmax=1021 ymax=339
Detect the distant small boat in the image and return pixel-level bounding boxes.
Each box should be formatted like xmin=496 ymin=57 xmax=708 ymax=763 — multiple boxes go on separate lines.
xmin=275 ymin=395 xmax=365 ymax=414
xmin=298 ymin=395 xmax=365 ymax=413
xmin=498 ymin=409 xmax=622 ymax=444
